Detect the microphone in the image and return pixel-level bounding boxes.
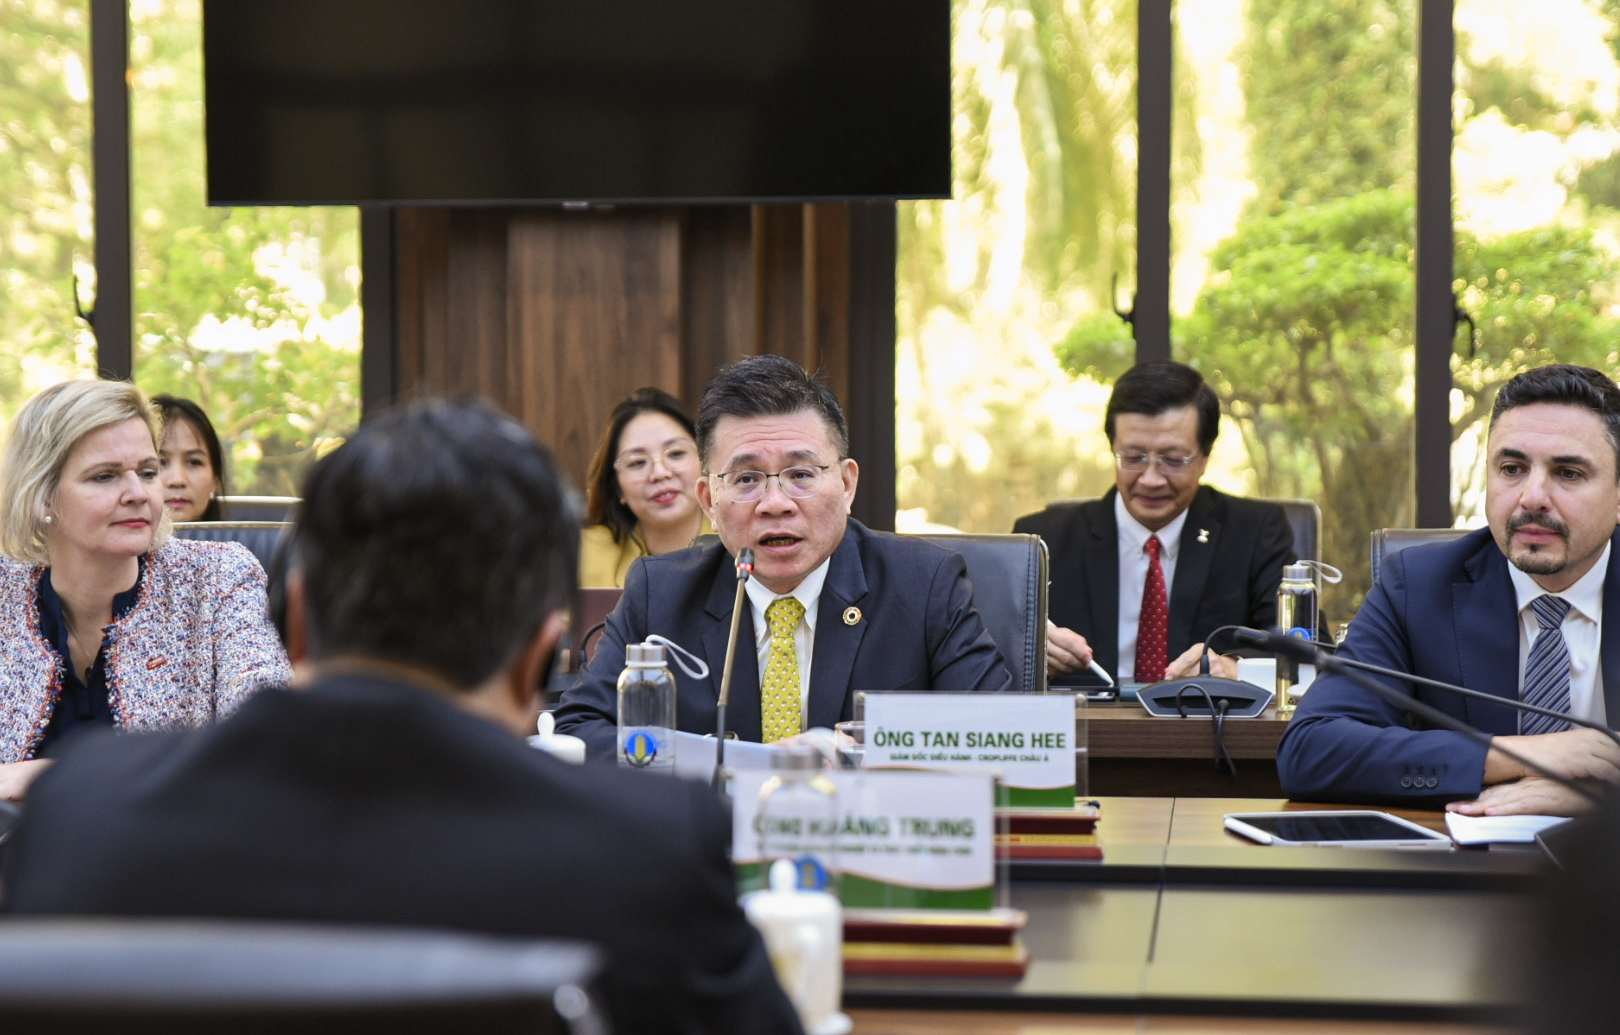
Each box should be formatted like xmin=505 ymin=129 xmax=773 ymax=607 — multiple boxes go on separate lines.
xmin=712 ymin=548 xmax=755 ymax=794
xmin=1233 ymin=627 xmax=1610 ymax=806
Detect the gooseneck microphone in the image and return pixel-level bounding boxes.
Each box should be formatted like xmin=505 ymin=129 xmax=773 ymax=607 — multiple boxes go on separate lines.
xmin=712 ymin=548 xmax=755 ymax=794
xmin=1234 ymin=627 xmax=1609 ymax=806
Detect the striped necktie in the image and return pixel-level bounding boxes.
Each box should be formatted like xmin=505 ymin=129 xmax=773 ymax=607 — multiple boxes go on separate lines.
xmin=1519 ymin=594 xmax=1572 ymax=736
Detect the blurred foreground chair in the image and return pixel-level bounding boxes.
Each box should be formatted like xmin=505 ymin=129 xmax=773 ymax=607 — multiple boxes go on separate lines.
xmin=0 ymin=918 xmax=606 ymax=1035
xmin=915 ymin=532 xmax=1049 ymax=693
xmin=173 ymin=520 xmax=291 ymax=574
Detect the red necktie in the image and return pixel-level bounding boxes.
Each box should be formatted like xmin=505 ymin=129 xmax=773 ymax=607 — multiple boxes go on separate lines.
xmin=1135 ymin=535 xmax=1168 ymax=682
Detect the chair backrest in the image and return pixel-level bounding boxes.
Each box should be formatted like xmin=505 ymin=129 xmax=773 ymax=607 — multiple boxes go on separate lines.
xmin=173 ymin=520 xmax=291 ymax=573
xmin=0 ymin=918 xmax=607 ymax=1035
xmin=914 ymin=533 xmax=1049 ymax=693
xmin=218 ymin=495 xmax=300 ymax=522
xmin=1369 ymin=527 xmax=1472 ymax=586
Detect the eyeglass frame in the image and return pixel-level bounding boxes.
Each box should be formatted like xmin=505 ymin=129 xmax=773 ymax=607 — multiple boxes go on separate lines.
xmin=1112 ymin=450 xmax=1202 ymax=474
xmin=707 ymin=464 xmax=834 ymax=501
xmin=613 ymin=442 xmax=699 ymax=477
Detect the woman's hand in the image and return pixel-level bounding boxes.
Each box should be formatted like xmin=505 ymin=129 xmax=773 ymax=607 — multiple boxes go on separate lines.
xmin=0 ymin=759 xmax=53 ymax=802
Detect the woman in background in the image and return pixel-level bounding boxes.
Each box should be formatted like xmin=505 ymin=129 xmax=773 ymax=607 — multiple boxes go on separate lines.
xmin=0 ymin=381 xmax=290 ymax=800
xmin=581 ymin=387 xmax=709 ymax=587
xmin=152 ymin=394 xmax=225 ymax=523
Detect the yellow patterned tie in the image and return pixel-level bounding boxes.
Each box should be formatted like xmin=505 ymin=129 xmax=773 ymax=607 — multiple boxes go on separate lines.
xmin=761 ymin=597 xmax=806 ymax=742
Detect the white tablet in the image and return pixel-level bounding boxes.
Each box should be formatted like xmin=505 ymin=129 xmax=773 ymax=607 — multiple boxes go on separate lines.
xmin=1223 ymin=810 xmax=1454 ymax=849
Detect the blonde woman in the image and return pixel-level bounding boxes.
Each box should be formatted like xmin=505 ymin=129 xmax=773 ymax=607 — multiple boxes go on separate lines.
xmin=0 ymin=380 xmax=290 ymax=800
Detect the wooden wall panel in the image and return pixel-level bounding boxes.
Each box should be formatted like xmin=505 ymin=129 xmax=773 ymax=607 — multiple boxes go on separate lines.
xmin=387 ymin=201 xmax=891 ymax=523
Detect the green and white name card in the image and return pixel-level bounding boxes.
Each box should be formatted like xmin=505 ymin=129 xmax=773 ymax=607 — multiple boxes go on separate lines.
xmin=732 ymin=769 xmax=996 ymax=911
xmin=861 ymin=691 xmax=1078 ymax=807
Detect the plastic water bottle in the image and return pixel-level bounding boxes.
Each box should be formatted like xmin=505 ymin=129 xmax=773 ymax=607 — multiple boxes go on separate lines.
xmin=1275 ymin=562 xmax=1318 ymax=716
xmin=617 ymin=641 xmax=676 ymax=771
xmin=756 ymin=747 xmax=839 ymax=896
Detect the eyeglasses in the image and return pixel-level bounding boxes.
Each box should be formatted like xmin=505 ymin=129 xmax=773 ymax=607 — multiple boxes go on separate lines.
xmin=613 ymin=443 xmax=697 ymax=477
xmin=1114 ymin=451 xmax=1200 ymax=474
xmin=710 ymin=465 xmax=831 ymax=502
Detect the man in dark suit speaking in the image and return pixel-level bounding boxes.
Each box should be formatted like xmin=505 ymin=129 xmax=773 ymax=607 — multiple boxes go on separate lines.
xmin=555 ymin=355 xmax=1011 ymax=759
xmin=1 ymin=399 xmax=801 ymax=1035
xmin=1279 ymin=365 xmax=1620 ymax=817
xmin=1014 ymin=361 xmax=1296 ymax=685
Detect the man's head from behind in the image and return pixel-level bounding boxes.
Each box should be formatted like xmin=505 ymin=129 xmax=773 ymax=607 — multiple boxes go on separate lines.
xmin=1486 ymin=364 xmax=1620 ymax=592
xmin=292 ymin=398 xmax=579 ymax=719
xmin=694 ymin=355 xmax=859 ymax=594
xmin=1104 ymin=361 xmax=1220 ymax=532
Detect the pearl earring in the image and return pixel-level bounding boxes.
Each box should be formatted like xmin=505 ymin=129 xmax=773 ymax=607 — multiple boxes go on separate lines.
xmin=43 ymin=515 xmax=52 ymax=525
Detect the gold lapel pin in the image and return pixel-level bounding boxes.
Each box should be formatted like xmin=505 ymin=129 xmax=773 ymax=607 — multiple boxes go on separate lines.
xmin=843 ymin=606 xmax=862 ymax=626
xmin=1197 ymin=528 xmax=1210 ymax=544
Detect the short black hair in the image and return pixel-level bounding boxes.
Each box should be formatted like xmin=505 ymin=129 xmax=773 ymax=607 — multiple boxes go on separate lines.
xmin=152 ymin=394 xmax=227 ymax=521
xmin=1104 ymin=361 xmax=1221 ymax=455
xmin=1490 ymin=364 xmax=1620 ymax=473
xmin=294 ymin=397 xmax=579 ymax=690
xmin=584 ymin=388 xmax=696 ymax=545
xmin=695 ymin=355 xmax=849 ymax=469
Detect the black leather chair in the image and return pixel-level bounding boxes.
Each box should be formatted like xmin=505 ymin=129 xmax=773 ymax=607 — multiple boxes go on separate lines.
xmin=173 ymin=520 xmax=290 ymax=573
xmin=0 ymin=919 xmax=607 ymax=1035
xmin=218 ymin=495 xmax=300 ymax=522
xmin=1369 ymin=527 xmax=1473 ymax=586
xmin=916 ymin=532 xmax=1049 ymax=693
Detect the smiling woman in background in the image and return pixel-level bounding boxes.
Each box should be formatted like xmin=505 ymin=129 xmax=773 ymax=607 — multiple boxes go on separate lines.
xmin=580 ymin=387 xmax=710 ymax=587
xmin=0 ymin=380 xmax=291 ymax=800
xmin=152 ymin=394 xmax=225 ymax=523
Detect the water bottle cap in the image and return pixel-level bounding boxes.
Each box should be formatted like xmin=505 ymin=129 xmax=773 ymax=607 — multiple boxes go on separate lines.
xmin=1283 ymin=562 xmax=1314 ymax=580
xmin=625 ymin=642 xmax=667 ymax=666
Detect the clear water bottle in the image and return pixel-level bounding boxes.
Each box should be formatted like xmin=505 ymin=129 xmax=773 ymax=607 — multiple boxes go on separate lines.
xmin=617 ymin=641 xmax=676 ymax=772
xmin=757 ymin=747 xmax=839 ymax=896
xmin=1275 ymin=561 xmax=1318 ymax=716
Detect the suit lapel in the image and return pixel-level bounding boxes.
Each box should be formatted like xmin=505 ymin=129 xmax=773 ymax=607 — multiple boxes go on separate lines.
xmin=807 ymin=526 xmax=869 ymax=730
xmin=1083 ymin=493 xmax=1121 ymax=677
xmin=703 ymin=560 xmax=762 ymax=742
xmin=1600 ymin=529 xmax=1620 ymax=722
xmin=1169 ymin=486 xmax=1221 ymax=652
xmin=1454 ymin=541 xmax=1521 ymax=727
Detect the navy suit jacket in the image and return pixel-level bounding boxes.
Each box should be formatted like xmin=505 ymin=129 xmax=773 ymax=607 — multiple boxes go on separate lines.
xmin=1277 ymin=526 xmax=1620 ymax=806
xmin=1012 ymin=486 xmax=1296 ymax=684
xmin=553 ymin=519 xmax=1013 ymax=760
xmin=2 ymin=675 xmax=800 ymax=1035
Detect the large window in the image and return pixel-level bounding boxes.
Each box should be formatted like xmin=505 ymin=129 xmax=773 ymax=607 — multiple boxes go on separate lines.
xmin=0 ymin=1 xmax=95 ymax=419
xmin=896 ymin=0 xmax=1137 ymax=535
xmin=129 ymin=0 xmax=359 ymax=495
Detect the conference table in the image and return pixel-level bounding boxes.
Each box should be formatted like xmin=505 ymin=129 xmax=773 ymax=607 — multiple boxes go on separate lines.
xmin=844 ymin=797 xmax=1543 ymax=1034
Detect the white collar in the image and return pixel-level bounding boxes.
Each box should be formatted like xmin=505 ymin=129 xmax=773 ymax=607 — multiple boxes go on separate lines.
xmin=744 ymin=555 xmax=832 ymax=626
xmin=1114 ymin=492 xmax=1190 ymax=559
xmin=1507 ymin=541 xmax=1609 ymax=623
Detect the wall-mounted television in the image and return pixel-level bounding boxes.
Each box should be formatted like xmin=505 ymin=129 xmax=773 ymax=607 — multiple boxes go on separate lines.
xmin=202 ymin=0 xmax=951 ymax=206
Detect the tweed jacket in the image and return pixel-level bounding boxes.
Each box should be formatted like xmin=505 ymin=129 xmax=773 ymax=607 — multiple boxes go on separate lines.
xmin=0 ymin=537 xmax=291 ymax=762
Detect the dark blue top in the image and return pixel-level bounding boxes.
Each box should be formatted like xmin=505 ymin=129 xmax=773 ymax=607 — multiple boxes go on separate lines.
xmin=35 ymin=560 xmax=145 ymax=758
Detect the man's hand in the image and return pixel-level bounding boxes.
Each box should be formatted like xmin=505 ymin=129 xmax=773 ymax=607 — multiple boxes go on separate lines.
xmin=1484 ymin=728 xmax=1620 ymax=786
xmin=1046 ymin=622 xmax=1093 ymax=677
xmin=1447 ymin=775 xmax=1602 ymax=818
xmin=1163 ymin=642 xmax=1238 ymax=681
xmin=0 ymin=759 xmax=52 ymax=802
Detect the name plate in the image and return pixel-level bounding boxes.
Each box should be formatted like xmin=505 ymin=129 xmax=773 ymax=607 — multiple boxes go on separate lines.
xmin=862 ymin=692 xmax=1077 ymax=807
xmin=732 ymin=770 xmax=995 ymax=911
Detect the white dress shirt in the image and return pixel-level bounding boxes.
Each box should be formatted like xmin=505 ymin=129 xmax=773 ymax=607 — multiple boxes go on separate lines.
xmin=745 ymin=558 xmax=831 ymax=716
xmin=1115 ymin=494 xmax=1190 ymax=682
xmin=1507 ymin=542 xmax=1608 ymax=727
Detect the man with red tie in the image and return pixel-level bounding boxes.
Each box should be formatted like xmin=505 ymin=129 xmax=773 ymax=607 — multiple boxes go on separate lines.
xmin=1014 ymin=361 xmax=1298 ymax=686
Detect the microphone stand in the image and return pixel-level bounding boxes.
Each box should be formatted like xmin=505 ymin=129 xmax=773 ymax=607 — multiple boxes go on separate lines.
xmin=713 ymin=548 xmax=754 ymax=796
xmin=1303 ymin=642 xmax=1606 ymax=808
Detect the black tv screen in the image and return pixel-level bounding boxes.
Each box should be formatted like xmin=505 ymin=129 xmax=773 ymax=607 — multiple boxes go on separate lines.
xmin=202 ymin=0 xmax=952 ymax=206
